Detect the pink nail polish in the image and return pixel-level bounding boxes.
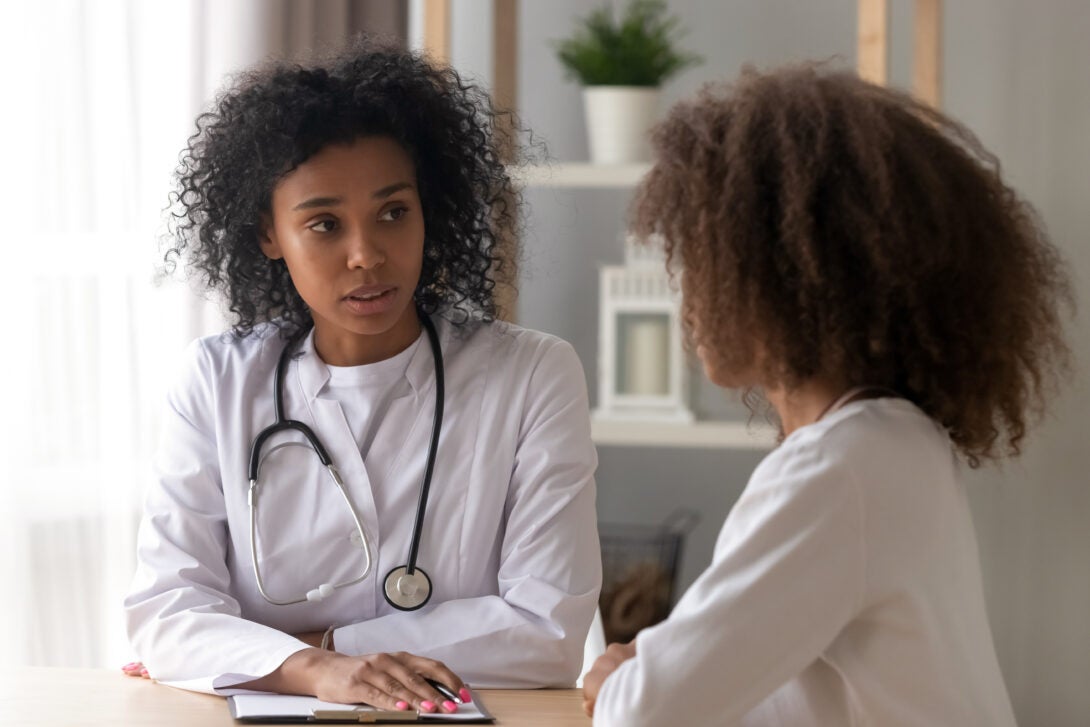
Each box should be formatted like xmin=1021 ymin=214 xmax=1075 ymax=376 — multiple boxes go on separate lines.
xmin=420 ymin=701 xmax=436 ymax=713
xmin=442 ymin=700 xmax=457 ymax=712
xmin=459 ymin=688 xmax=472 ymax=702
xmin=395 ymin=701 xmax=409 ymax=711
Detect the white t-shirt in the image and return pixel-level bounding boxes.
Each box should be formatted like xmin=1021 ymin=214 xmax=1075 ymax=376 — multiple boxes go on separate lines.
xmin=594 ymin=397 xmax=1016 ymax=726
xmin=323 ymin=332 xmax=422 ymax=459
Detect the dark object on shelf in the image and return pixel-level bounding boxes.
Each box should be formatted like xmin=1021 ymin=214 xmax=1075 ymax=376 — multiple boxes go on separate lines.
xmin=598 ymin=509 xmax=698 ymax=644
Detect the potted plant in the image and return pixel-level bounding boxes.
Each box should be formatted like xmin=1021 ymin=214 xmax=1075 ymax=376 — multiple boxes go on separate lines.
xmin=554 ymin=0 xmax=701 ymax=164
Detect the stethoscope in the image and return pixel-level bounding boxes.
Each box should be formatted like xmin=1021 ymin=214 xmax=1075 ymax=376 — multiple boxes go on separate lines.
xmin=247 ymin=311 xmax=443 ymax=611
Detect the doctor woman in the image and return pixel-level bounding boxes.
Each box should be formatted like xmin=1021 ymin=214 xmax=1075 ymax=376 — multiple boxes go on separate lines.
xmin=123 ymin=39 xmax=600 ymax=713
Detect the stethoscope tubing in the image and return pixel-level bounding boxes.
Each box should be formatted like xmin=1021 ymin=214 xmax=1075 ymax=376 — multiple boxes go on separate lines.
xmin=246 ymin=311 xmax=443 ymax=610
xmin=404 ymin=314 xmax=443 ymax=576
xmin=248 ymin=458 xmax=369 ymax=606
xmin=247 ymin=325 xmax=334 ymax=481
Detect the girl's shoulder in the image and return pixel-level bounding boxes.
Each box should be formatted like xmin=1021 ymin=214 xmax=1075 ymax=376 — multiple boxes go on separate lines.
xmin=778 ymin=398 xmax=946 ymax=462
xmin=802 ymin=397 xmax=945 ymax=456
xmin=756 ymin=397 xmax=956 ymax=500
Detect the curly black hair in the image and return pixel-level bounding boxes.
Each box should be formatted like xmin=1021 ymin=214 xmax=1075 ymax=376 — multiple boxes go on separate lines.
xmin=166 ymin=36 xmax=519 ymax=336
xmin=633 ymin=64 xmax=1073 ymax=466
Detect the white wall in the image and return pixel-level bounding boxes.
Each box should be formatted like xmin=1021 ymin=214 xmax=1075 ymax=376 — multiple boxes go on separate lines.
xmin=439 ymin=1 xmax=1090 ymax=724
xmin=944 ymin=2 xmax=1090 ymax=723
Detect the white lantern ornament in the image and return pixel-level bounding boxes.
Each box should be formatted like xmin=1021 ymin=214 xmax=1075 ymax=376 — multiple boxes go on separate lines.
xmin=595 ymin=235 xmax=692 ymax=423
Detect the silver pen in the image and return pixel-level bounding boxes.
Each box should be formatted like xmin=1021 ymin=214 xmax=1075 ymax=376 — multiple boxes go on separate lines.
xmin=424 ymin=677 xmax=464 ymax=705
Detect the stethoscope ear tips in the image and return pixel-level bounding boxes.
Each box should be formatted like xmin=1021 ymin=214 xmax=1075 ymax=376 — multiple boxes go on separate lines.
xmin=306 ymin=583 xmax=336 ymax=602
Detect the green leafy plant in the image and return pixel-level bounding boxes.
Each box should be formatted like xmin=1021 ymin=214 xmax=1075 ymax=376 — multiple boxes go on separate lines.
xmin=554 ymin=0 xmax=702 ymax=86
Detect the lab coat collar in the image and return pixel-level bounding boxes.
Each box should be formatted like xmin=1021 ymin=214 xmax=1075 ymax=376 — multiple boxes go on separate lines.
xmin=404 ymin=314 xmax=449 ymax=397
xmin=291 ymin=319 xmax=446 ymax=401
xmin=294 ymin=329 xmax=329 ymax=401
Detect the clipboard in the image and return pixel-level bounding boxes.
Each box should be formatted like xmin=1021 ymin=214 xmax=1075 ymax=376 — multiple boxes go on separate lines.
xmin=228 ymin=691 xmax=495 ymax=723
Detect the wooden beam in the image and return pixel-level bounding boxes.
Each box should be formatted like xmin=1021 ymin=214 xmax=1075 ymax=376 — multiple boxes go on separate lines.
xmin=492 ymin=0 xmax=518 ymax=124
xmin=857 ymin=0 xmax=889 ymax=85
xmin=423 ymin=0 xmax=450 ymax=65
xmin=492 ymin=0 xmax=519 ymax=322
xmin=912 ymin=0 xmax=942 ymax=106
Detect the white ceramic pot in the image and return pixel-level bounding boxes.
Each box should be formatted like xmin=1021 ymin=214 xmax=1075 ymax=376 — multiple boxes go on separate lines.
xmin=582 ymin=86 xmax=660 ymax=164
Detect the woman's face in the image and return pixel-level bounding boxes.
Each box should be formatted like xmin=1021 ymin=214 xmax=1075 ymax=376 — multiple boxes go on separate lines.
xmin=261 ymin=135 xmax=426 ymax=366
xmin=696 ymin=342 xmax=748 ymax=389
xmin=682 ymin=281 xmax=761 ymax=390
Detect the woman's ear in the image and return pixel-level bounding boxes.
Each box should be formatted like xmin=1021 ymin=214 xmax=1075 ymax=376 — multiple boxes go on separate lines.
xmin=258 ymin=213 xmax=283 ymax=260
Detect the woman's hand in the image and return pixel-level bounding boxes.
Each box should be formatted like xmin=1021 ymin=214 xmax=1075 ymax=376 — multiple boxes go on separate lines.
xmin=312 ymin=651 xmax=468 ymax=713
xmin=582 ymin=640 xmax=637 ymax=718
xmin=242 ymin=648 xmax=469 ymax=714
xmin=120 ymin=661 xmax=149 ymax=679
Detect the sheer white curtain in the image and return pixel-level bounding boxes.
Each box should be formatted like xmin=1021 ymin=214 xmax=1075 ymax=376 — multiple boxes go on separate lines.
xmin=0 ymin=0 xmax=225 ymax=670
xmin=0 ymin=0 xmax=403 ymax=670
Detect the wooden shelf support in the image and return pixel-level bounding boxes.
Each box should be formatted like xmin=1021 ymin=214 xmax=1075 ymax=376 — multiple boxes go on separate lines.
xmin=858 ymin=0 xmax=943 ymax=108
xmin=857 ymin=0 xmax=889 ymax=86
xmin=492 ymin=0 xmax=519 ymax=322
xmin=423 ymin=0 xmax=450 ymax=65
xmin=913 ymin=0 xmax=942 ymax=106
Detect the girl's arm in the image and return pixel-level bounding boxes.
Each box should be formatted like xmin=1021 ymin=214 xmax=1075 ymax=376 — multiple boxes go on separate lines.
xmin=591 ymin=441 xmax=865 ymax=725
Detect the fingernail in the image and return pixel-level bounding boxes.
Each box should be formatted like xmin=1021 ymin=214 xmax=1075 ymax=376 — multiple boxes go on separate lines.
xmin=459 ymin=688 xmax=472 ymax=702
xmin=442 ymin=700 xmax=457 ymax=712
xmin=420 ymin=701 xmax=436 ymax=713
xmin=140 ymin=668 xmax=149 ymax=676
xmin=395 ymin=701 xmax=409 ymax=711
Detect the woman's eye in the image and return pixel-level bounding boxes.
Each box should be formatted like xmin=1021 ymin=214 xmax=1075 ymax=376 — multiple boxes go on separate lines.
xmin=308 ymin=219 xmax=337 ymax=233
xmin=381 ymin=206 xmax=408 ymax=222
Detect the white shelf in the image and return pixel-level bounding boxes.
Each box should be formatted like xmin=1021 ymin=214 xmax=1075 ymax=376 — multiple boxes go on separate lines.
xmin=510 ymin=162 xmax=651 ymax=188
xmin=510 ymin=161 xmax=773 ymax=452
xmin=591 ymin=418 xmax=778 ymax=450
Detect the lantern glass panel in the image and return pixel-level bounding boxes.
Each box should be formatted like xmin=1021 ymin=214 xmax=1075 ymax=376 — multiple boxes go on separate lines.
xmin=615 ymin=312 xmax=671 ymax=396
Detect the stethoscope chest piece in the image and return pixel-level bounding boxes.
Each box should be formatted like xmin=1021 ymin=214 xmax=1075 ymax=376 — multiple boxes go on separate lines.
xmin=384 ymin=565 xmax=432 ymax=611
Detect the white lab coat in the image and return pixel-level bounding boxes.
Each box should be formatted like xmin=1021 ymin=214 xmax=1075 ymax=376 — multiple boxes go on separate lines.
xmin=593 ymin=398 xmax=1016 ymax=726
xmin=125 ymin=317 xmax=601 ymax=695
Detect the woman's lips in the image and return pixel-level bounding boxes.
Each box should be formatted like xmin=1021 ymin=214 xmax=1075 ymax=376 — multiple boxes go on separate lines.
xmin=342 ymin=286 xmax=397 ymax=315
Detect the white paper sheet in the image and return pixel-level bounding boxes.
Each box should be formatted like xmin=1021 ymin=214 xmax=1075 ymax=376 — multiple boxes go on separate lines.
xmin=229 ymin=692 xmax=492 ymax=722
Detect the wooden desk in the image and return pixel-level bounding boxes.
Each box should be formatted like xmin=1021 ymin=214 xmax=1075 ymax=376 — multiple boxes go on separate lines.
xmin=0 ymin=668 xmax=591 ymax=726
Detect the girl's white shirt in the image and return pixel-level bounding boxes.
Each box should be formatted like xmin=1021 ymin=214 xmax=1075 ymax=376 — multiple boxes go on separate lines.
xmin=593 ymin=398 xmax=1016 ymax=727
xmin=124 ymin=317 xmax=601 ymax=694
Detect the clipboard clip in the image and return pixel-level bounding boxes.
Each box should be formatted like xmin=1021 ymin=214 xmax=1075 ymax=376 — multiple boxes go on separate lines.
xmin=311 ymin=708 xmax=419 ymax=723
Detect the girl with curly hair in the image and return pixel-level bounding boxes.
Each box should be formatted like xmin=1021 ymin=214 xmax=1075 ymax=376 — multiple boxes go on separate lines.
xmin=123 ymin=38 xmax=600 ymax=712
xmin=584 ymin=65 xmax=1072 ymax=726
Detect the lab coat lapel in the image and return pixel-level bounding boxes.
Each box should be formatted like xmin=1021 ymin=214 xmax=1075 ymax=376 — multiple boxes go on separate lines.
xmin=293 ymin=333 xmax=382 ymax=608
xmin=369 ymin=327 xmax=437 ymax=490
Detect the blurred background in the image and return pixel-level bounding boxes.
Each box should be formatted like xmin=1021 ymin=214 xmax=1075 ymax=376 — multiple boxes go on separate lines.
xmin=0 ymin=1 xmax=1086 ymax=724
